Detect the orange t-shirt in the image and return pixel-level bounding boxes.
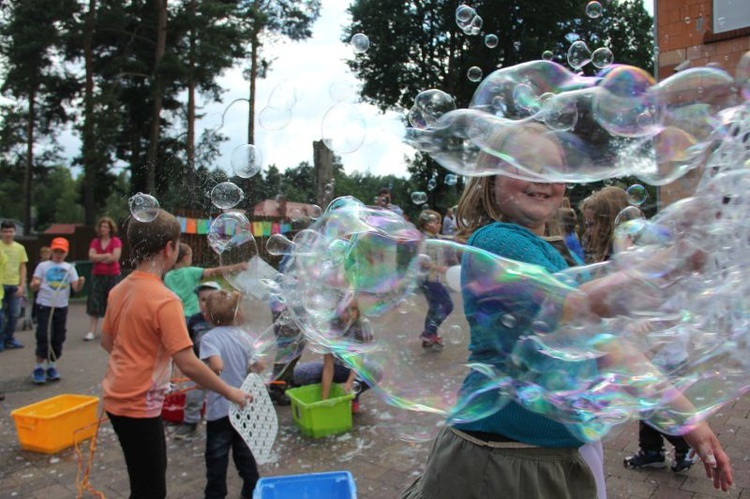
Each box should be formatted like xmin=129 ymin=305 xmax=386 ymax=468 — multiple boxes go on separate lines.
xmin=102 ymin=270 xmax=193 ymax=418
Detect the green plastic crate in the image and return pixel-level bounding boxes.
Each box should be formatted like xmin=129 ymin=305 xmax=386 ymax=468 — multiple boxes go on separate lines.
xmin=285 ymin=384 xmax=354 ymax=438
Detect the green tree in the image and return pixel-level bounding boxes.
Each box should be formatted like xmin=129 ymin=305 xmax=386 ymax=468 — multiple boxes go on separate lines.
xmin=0 ymin=0 xmax=80 ymax=232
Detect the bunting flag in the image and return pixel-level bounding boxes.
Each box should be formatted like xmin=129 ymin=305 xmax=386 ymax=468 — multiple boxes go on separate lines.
xmin=177 ymin=216 xmax=187 ymax=233
xmin=186 ymin=218 xmax=198 ymax=234
xmin=197 ymin=218 xmax=210 ymax=235
xmin=262 ymin=221 xmax=272 ymax=236
xmin=271 ymin=222 xmax=281 ymax=235
xmin=252 ymin=221 xmax=264 ymax=237
xmin=281 ymin=222 xmax=291 ymax=234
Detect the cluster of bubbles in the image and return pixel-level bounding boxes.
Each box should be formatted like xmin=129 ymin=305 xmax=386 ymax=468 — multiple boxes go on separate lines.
xmin=405 ymin=58 xmax=741 ymax=186
xmin=202 ymin=50 xmax=750 ymax=442
xmin=455 ymin=5 xmax=483 ymax=36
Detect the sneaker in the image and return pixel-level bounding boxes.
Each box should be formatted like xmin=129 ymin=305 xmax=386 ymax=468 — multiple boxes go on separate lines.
xmin=83 ymin=332 xmax=96 ymax=341
xmin=32 ymin=367 xmax=46 ymax=385
xmin=351 ymin=399 xmax=360 ymax=414
xmin=5 ymin=339 xmax=24 ymax=349
xmin=46 ymin=367 xmax=60 ymax=382
xmin=419 ymin=333 xmax=444 ymax=350
xmin=624 ymin=449 xmax=667 ymax=469
xmin=268 ymin=388 xmax=291 ymax=406
xmin=173 ymin=423 xmax=197 ymax=440
xmin=671 ymin=449 xmax=696 ymax=473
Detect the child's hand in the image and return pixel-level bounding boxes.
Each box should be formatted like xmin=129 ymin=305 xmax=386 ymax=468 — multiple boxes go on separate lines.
xmin=78 ymin=276 xmax=86 ymax=285
xmin=228 ymin=387 xmax=253 ymax=408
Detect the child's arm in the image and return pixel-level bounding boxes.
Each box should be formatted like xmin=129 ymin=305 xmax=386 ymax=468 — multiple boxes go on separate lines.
xmin=206 ymin=355 xmax=224 ymax=375
xmin=101 ymin=332 xmax=113 ymax=353
xmin=321 ymin=353 xmax=335 ymax=400
xmin=71 ymin=276 xmax=85 ymax=293
xmin=173 ymin=347 xmax=253 ymax=406
xmin=343 ymin=369 xmax=357 ymax=394
xmin=202 ymin=261 xmax=249 ymax=278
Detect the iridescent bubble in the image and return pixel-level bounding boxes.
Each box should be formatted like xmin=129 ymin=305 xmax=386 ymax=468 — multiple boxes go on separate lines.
xmin=211 ymin=181 xmax=244 ymax=209
xmin=445 ymin=174 xmax=459 ymax=186
xmin=266 ymin=234 xmax=294 ymax=256
xmin=427 ymin=178 xmax=438 ymax=191
xmin=208 ymin=211 xmax=253 ymax=255
xmin=230 ymin=144 xmax=262 ymax=178
xmin=591 ymin=47 xmax=614 ymax=69
xmin=593 ymin=65 xmax=662 ymax=137
xmin=258 ymin=106 xmax=292 ymax=131
xmin=626 ymin=184 xmax=648 ymax=206
xmin=467 ymin=66 xmax=483 ymax=83
xmin=567 ymin=40 xmax=592 ymax=70
xmin=321 ymin=104 xmax=367 ymax=154
xmin=585 ymin=1 xmax=603 ymax=19
xmin=485 ymin=34 xmax=499 ymax=49
xmin=408 ymin=89 xmax=456 ymax=129
xmin=411 ymin=191 xmax=428 ymax=205
xmin=513 ymin=83 xmax=541 ymax=114
xmin=128 ymin=192 xmax=159 ymax=223
xmin=542 ymin=50 xmax=554 ymax=61
xmin=351 ymin=33 xmax=370 ymax=54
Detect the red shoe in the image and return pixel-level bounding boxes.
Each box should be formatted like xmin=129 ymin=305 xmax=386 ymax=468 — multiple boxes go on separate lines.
xmin=419 ymin=333 xmax=444 ymax=350
xmin=351 ymin=399 xmax=360 ymax=414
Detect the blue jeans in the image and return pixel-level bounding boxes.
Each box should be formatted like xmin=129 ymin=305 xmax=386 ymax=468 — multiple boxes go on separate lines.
xmin=419 ymin=281 xmax=454 ymax=336
xmin=1 ymin=285 xmax=20 ymax=343
xmin=205 ymin=416 xmax=259 ymax=499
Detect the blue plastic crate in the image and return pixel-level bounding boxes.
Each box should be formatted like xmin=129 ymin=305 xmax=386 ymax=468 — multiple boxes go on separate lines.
xmin=253 ymin=470 xmax=357 ymax=499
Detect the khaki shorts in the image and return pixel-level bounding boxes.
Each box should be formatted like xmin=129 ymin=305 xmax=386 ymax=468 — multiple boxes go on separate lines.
xmin=401 ymin=426 xmax=597 ymax=499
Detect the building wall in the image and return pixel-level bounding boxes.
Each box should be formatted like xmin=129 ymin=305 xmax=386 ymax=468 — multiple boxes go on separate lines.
xmin=656 ymin=0 xmax=750 ymax=206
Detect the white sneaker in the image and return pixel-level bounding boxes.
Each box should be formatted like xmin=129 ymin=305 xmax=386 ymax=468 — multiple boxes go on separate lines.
xmin=83 ymin=332 xmax=96 ymax=341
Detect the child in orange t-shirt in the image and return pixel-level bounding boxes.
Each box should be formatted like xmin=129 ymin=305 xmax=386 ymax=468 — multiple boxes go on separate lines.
xmin=100 ymin=209 xmax=252 ymax=498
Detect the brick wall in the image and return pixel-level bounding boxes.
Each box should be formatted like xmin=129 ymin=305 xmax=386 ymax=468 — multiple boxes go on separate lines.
xmin=656 ymin=0 xmax=750 ymax=206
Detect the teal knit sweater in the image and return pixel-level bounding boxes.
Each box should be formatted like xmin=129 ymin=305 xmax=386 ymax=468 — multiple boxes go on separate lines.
xmin=453 ymin=222 xmax=597 ymax=448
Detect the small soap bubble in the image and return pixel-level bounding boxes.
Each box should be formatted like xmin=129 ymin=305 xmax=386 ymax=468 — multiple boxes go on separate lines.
xmin=351 ymin=33 xmax=370 ymax=54
xmin=408 ymin=89 xmax=456 ymax=129
xmin=427 ymin=178 xmax=438 ymax=191
xmin=230 ymin=144 xmax=262 ymax=178
xmin=211 ymin=181 xmax=244 ymax=209
xmin=591 ymin=47 xmax=614 ymax=69
xmin=585 ymin=1 xmax=603 ymax=19
xmin=128 ymin=193 xmax=159 ymax=222
xmin=567 ymin=40 xmax=592 ymax=70
xmin=266 ymin=234 xmax=293 ymax=256
xmin=445 ymin=174 xmax=458 ymax=186
xmin=626 ymin=184 xmax=648 ymax=206
xmin=467 ymin=66 xmax=483 ymax=83
xmin=321 ymin=104 xmax=367 ymax=154
xmin=411 ymin=191 xmax=428 ymax=205
xmin=258 ymin=106 xmax=292 ymax=131
xmin=542 ymin=50 xmax=554 ymax=61
xmin=484 ymin=34 xmax=499 ymax=49
xmin=309 ymin=205 xmax=323 ymax=219
xmin=455 ymin=5 xmax=475 ymax=28
xmin=351 ymin=380 xmax=362 ymax=394
xmin=324 ymin=183 xmax=335 ymax=196
xmin=684 ymin=16 xmax=691 ymax=24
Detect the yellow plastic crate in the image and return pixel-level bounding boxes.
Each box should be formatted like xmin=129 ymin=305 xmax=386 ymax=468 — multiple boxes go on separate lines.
xmin=11 ymin=394 xmax=100 ymax=454
xmin=286 ymin=384 xmax=354 ymax=438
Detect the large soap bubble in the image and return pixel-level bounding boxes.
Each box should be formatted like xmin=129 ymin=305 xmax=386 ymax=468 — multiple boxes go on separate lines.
xmin=128 ymin=192 xmax=159 ymax=222
xmin=408 ymin=89 xmax=456 ymax=129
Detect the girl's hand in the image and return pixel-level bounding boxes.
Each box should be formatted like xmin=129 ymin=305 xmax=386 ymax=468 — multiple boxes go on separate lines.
xmin=683 ymin=422 xmax=733 ymax=491
xmin=227 ymin=387 xmax=253 ymax=408
xmin=344 ymin=379 xmax=355 ymax=393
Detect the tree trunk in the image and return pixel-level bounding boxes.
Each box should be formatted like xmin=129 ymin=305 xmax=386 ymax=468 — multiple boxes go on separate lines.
xmin=146 ymin=0 xmax=167 ymax=194
xmin=23 ymin=89 xmax=35 ymax=234
xmin=82 ymin=0 xmax=97 ymax=226
xmin=247 ymin=26 xmax=259 ymax=146
xmin=186 ymin=0 xmax=196 ymax=193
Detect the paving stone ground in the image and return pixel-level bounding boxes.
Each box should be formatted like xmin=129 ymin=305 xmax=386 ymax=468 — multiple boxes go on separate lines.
xmin=1 ymin=301 xmax=747 ymax=498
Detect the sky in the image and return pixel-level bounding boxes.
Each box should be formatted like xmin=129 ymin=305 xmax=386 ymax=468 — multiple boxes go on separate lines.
xmin=60 ymin=0 xmax=656 ymax=180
